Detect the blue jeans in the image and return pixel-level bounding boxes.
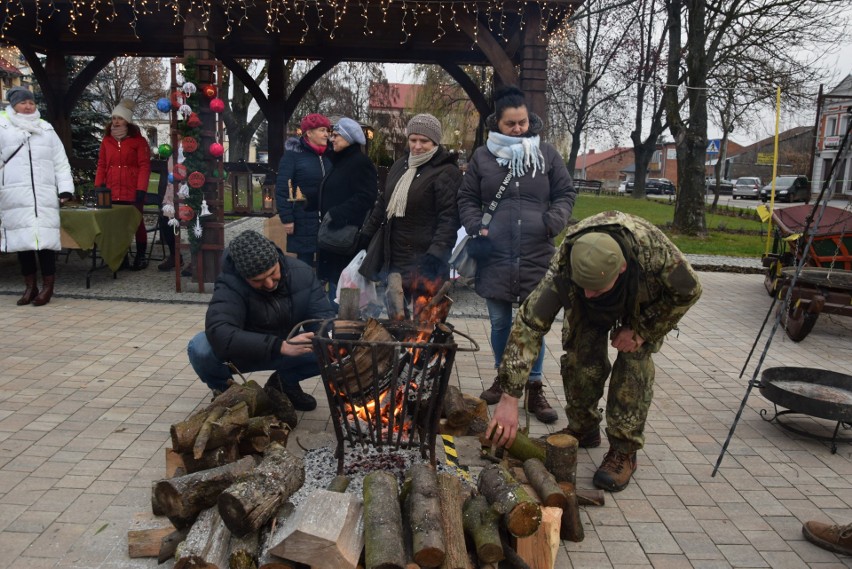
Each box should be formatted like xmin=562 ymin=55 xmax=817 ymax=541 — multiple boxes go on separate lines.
xmin=486 ymin=298 xmax=544 ymax=381
xmin=187 ymin=332 xmax=321 ymax=392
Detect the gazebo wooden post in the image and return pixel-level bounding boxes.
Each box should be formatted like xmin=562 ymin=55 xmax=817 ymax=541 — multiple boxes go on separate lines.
xmin=266 ymin=50 xmax=286 ymax=170
xmin=519 ymin=4 xmax=548 ymax=131
xmin=43 ymin=51 xmax=72 ymax=152
xmin=184 ymin=15 xmax=224 ymax=288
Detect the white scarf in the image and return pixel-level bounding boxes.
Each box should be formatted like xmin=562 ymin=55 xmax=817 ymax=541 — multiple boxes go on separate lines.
xmin=486 ymin=131 xmax=545 ymax=178
xmin=386 ymin=146 xmax=440 ymax=219
xmin=6 ymin=105 xmax=42 ymax=134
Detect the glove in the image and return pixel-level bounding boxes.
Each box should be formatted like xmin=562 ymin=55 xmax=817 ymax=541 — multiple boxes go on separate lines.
xmin=135 ymin=190 xmax=147 ymax=208
xmin=417 ymin=253 xmax=448 ymax=280
xmin=466 ymin=236 xmax=493 ymax=261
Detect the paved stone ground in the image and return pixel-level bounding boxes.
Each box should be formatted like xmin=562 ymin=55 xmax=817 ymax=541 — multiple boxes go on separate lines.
xmin=2 ymin=260 xmax=852 ymax=567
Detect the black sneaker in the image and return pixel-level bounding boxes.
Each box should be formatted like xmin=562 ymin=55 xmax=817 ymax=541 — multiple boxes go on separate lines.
xmin=283 ymin=383 xmax=317 ymax=411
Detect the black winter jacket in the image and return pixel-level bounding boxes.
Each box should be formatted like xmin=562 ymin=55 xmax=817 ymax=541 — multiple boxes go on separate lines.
xmin=360 ymin=146 xmax=461 ymax=287
xmin=457 ymin=141 xmax=575 ymax=303
xmin=317 ymin=143 xmax=378 ymax=282
xmin=274 ymin=136 xmax=332 ymax=256
xmin=205 ymin=250 xmax=334 ymax=364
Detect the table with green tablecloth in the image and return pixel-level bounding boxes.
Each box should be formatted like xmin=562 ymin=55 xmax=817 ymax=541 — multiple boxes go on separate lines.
xmin=60 ymin=205 xmax=142 ymax=283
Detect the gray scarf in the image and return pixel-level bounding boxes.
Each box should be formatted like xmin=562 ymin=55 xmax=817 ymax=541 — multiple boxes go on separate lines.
xmin=386 ymin=146 xmax=439 ymax=219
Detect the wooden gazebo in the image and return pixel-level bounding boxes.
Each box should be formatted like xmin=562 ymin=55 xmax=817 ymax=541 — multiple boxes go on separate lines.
xmin=1 ymin=0 xmax=580 ymax=286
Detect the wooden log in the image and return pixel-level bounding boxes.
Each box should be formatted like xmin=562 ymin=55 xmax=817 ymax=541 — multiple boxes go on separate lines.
xmin=326 ymin=475 xmax=351 ymax=493
xmin=171 ymin=401 xmax=251 ymax=454
xmin=406 ymin=464 xmax=445 ymax=568
xmin=154 ymin=455 xmax=261 ymax=529
xmin=437 ymin=472 xmax=470 ymax=569
xmin=159 ymin=528 xmax=189 ymax=564
xmin=443 ymin=386 xmax=470 ymax=428
xmin=166 ymin=447 xmax=186 ymax=478
xmin=128 ymin=526 xmax=175 ymax=558
xmin=522 ymin=459 xmax=567 ymax=509
xmin=218 ymin=444 xmax=305 ymax=537
xmin=268 ymin=488 xmax=364 ymax=569
xmin=174 ymin=506 xmax=231 ymax=569
xmin=462 ymin=495 xmax=503 ymax=564
xmin=559 ymin=483 xmax=583 ymax=543
xmin=194 ymin=406 xmax=227 ymax=459
xmin=480 ymin=431 xmax=545 ymax=463
xmin=152 ymin=480 xmax=165 ymax=516
xmin=339 ymin=287 xmax=361 ymax=320
xmin=567 ymin=484 xmax=605 ymax=507
xmin=258 ymin=503 xmax=297 ymax=569
xmin=363 ymin=470 xmax=407 ymax=569
xmin=210 ymin=380 xmax=275 ymax=416
xmin=263 ymin=384 xmax=298 ymax=428
xmin=181 ymin=443 xmax=241 ymax=474
xmin=335 ymin=318 xmax=397 ymax=397
xmin=386 ymin=272 xmax=406 ymax=320
xmin=239 ymin=416 xmax=290 ymax=455
xmin=477 ymin=464 xmax=542 ymax=538
xmin=514 ymin=507 xmax=561 ymax=569
xmin=229 ymin=530 xmax=260 ymax=569
xmin=544 ymin=434 xmax=577 ymax=485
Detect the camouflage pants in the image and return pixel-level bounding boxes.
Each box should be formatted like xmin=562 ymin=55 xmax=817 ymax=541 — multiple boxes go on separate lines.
xmin=560 ymin=322 xmax=661 ymax=453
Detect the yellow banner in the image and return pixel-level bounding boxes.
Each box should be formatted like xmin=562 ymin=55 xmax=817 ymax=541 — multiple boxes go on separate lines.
xmin=756 ymin=153 xmax=774 ymax=165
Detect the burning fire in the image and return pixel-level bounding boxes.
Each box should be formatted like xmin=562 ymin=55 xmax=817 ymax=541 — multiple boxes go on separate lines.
xmin=345 ymin=381 xmax=417 ymax=428
xmin=410 ymin=273 xmax=452 ymax=324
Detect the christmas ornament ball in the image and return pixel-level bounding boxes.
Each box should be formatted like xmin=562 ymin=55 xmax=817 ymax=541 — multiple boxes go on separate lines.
xmin=202 ymin=84 xmax=217 ymax=98
xmin=156 ymin=98 xmax=171 ymax=113
xmin=209 ymin=98 xmax=225 ymax=113
xmin=157 ymin=143 xmax=172 ymax=158
xmin=208 ymin=142 xmax=225 ymax=157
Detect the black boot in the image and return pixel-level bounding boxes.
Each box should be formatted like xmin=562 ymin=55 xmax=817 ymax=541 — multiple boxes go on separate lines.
xmin=32 ymin=274 xmax=55 ymax=306
xmin=17 ymin=274 xmax=39 ymax=305
xmin=157 ymin=255 xmax=175 ymax=271
xmin=132 ymin=244 xmax=148 ymax=271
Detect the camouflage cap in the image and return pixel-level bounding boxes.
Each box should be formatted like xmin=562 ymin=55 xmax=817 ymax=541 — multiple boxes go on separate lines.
xmin=570 ymin=232 xmax=625 ymax=290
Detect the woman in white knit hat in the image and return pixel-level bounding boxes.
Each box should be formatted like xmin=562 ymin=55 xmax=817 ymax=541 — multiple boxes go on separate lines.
xmin=94 ymin=98 xmax=152 ymax=270
xmin=359 ymin=113 xmax=461 ymax=311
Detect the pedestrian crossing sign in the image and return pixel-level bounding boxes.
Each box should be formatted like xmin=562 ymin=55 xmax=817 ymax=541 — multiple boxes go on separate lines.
xmin=706 ymin=139 xmax=721 ymax=154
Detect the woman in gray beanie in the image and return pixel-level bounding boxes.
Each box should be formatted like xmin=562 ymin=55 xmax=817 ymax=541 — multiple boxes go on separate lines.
xmin=0 ymin=86 xmax=74 ymax=306
xmin=359 ymin=113 xmax=461 ymax=310
xmin=316 ymin=117 xmax=377 ymax=307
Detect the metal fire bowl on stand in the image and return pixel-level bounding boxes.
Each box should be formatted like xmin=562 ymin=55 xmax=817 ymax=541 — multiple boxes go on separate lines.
xmin=759 ymin=366 xmax=852 ymax=453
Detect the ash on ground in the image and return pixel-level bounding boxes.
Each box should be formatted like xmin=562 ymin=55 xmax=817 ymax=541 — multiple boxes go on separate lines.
xmin=288 ymin=445 xmax=472 ymax=508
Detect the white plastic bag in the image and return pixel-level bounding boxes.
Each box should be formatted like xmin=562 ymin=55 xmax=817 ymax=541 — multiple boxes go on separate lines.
xmin=335 ymin=249 xmax=378 ymax=308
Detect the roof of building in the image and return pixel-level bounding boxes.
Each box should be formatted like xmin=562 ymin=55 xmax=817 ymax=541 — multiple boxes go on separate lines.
xmin=369 ymin=83 xmax=423 ymax=111
xmin=0 ymin=56 xmax=22 ymax=76
xmin=826 ymin=74 xmax=852 ymax=97
xmin=728 ymin=126 xmax=811 ymax=158
xmin=574 ymin=146 xmax=632 ymax=168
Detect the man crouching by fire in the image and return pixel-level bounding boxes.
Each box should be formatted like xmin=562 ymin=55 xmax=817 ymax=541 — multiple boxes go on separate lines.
xmin=486 ymin=211 xmax=702 ymax=492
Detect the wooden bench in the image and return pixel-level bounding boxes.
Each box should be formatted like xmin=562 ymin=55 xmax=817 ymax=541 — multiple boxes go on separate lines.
xmin=574 ymin=179 xmax=603 ymax=195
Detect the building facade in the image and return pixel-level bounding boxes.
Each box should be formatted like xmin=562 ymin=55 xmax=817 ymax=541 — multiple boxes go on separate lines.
xmin=812 ymin=74 xmax=852 ymax=197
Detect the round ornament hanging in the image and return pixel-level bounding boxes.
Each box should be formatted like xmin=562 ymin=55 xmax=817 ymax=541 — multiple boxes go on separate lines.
xmin=209 ymin=98 xmax=225 ymax=113
xmin=181 ymin=137 xmax=198 ymax=153
xmin=182 ymin=82 xmax=197 ymax=96
xmin=173 ymin=164 xmax=187 ymax=181
xmin=187 ymin=113 xmax=202 ymax=128
xmin=178 ymin=205 xmax=195 ymax=221
xmin=202 ymin=84 xmax=217 ymax=98
xmin=170 ymin=89 xmax=184 ymax=109
xmin=156 ymin=98 xmax=171 ymax=113
xmin=208 ymin=142 xmax=224 ymax=158
xmin=157 ymin=143 xmax=172 ymax=158
xmin=188 ymin=171 xmax=206 ymax=189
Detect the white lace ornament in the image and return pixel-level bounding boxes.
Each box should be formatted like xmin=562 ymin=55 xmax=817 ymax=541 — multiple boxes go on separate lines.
xmin=182 ymin=82 xmax=197 ymax=96
xmin=178 ymin=104 xmax=192 ymax=120
xmin=193 ymin=216 xmax=203 ymax=238
xmin=177 ymin=184 xmax=190 ymax=199
xmin=199 ymin=199 xmax=211 ymax=217
xmin=168 ymin=217 xmax=180 ymax=234
xmin=162 ymin=204 xmax=175 ymax=218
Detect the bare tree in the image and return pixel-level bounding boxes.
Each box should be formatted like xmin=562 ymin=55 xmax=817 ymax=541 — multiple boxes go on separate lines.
xmin=548 ymin=0 xmax=635 ymax=175
xmin=292 ymin=61 xmax=389 ymax=123
xmin=664 ymin=0 xmax=849 ymax=235
xmin=89 ymin=57 xmax=168 ymax=120
xmin=221 ymin=59 xmax=268 ymax=161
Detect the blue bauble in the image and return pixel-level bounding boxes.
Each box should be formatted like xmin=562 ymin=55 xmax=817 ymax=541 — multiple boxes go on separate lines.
xmin=168 ymin=173 xmax=175 ymax=183
xmin=156 ymin=98 xmax=171 ymax=113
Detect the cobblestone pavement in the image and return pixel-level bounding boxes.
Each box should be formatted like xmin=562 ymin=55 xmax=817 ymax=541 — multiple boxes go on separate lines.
xmin=1 ymin=263 xmax=852 ymax=567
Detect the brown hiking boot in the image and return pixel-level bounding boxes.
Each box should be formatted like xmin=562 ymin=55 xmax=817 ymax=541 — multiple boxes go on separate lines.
xmin=553 ymin=426 xmax=602 ymax=448
xmin=480 ymin=377 xmax=503 ymax=405
xmin=803 ymin=521 xmax=852 ymax=555
xmin=593 ymin=448 xmax=637 ymax=492
xmin=526 ymin=381 xmax=558 ymax=424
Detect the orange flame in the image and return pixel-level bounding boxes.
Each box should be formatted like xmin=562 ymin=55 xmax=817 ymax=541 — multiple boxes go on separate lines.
xmin=344 ymin=382 xmax=417 ymax=427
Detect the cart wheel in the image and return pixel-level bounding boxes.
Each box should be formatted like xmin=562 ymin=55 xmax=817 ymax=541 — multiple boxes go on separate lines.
xmin=778 ymin=302 xmax=818 ymax=342
xmin=764 ymin=261 xmax=782 ymax=297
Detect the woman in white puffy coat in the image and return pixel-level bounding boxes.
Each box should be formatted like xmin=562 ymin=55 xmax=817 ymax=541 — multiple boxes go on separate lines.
xmin=0 ymin=86 xmax=74 ymax=306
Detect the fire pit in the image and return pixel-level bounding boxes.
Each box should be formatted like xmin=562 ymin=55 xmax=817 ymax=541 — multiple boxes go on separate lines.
xmin=759 ymin=366 xmax=852 ymax=453
xmin=290 ymin=318 xmax=477 ymax=473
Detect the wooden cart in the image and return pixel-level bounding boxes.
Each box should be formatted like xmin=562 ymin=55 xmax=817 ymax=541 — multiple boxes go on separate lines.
xmin=776 ymin=267 xmax=852 ymax=341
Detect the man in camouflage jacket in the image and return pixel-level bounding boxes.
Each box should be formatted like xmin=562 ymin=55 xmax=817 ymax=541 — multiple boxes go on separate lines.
xmin=487 ymin=211 xmax=702 ymax=491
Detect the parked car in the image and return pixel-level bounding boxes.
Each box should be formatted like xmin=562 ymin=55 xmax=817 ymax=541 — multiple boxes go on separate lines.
xmin=705 ymin=178 xmax=734 ymax=195
xmin=759 ymin=175 xmax=811 ymax=203
xmin=618 ymin=180 xmax=628 ymax=194
xmin=732 ymin=177 xmax=762 ymax=199
xmin=646 ymin=178 xmax=676 ymax=195
xmin=624 ymin=180 xmax=634 ymax=194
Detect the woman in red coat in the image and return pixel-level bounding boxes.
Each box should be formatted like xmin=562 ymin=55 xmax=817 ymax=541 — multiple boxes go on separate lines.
xmin=94 ymin=98 xmax=152 ymax=270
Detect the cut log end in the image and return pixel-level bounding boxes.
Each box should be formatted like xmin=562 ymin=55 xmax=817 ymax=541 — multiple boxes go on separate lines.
xmin=506 ymin=501 xmax=542 ymax=538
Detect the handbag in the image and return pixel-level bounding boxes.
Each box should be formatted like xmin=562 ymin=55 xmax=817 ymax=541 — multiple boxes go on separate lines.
xmin=450 ymin=171 xmax=513 ymax=279
xmin=359 ymin=225 xmax=385 ymax=281
xmin=317 ymin=211 xmax=361 ymax=255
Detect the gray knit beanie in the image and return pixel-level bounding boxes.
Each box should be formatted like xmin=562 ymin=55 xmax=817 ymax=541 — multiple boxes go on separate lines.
xmin=229 ymin=230 xmax=279 ymax=279
xmin=333 ymin=117 xmax=366 ymax=146
xmin=406 ymin=113 xmax=442 ymax=145
xmin=7 ymin=86 xmax=35 ymax=107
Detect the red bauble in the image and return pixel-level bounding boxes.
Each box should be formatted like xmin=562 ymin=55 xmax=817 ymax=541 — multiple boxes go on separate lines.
xmin=170 ymin=89 xmax=184 ymax=109
xmin=202 ymin=84 xmax=217 ymax=98
xmin=188 ymin=171 xmax=206 ymax=189
xmin=173 ymin=164 xmax=187 ymax=181
xmin=187 ymin=112 xmax=202 ymax=128
xmin=178 ymin=205 xmax=195 ymax=221
xmin=208 ymin=142 xmax=224 ymax=158
xmin=209 ymin=98 xmax=225 ymax=113
xmin=181 ymin=136 xmax=198 ymax=153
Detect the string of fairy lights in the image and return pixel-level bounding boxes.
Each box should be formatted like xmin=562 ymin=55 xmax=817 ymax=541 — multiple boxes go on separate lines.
xmin=0 ymin=0 xmax=574 ymax=43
